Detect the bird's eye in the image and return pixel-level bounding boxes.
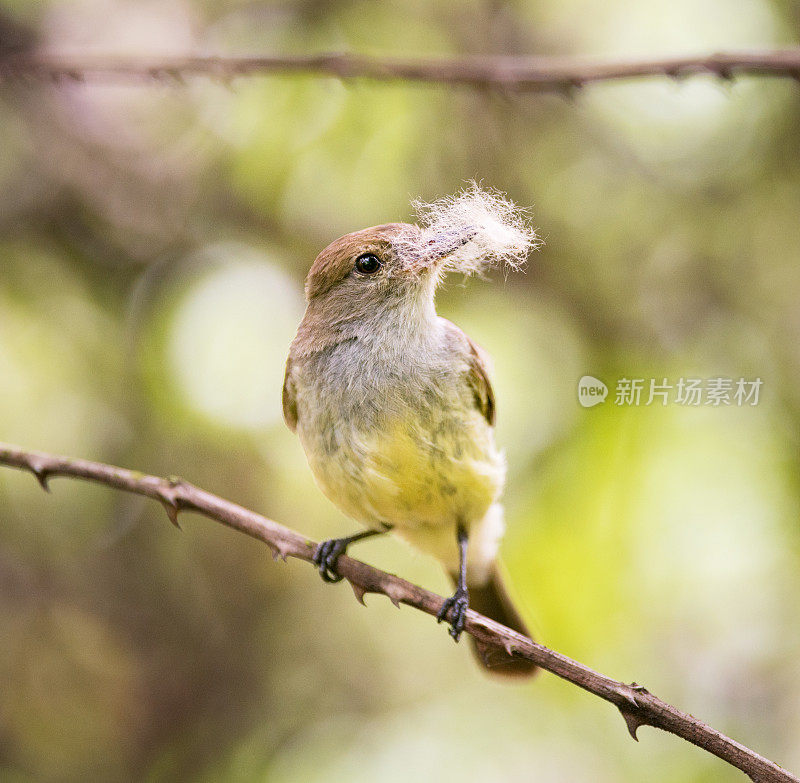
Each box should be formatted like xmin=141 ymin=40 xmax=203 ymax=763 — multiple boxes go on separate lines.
xmin=354 ymin=253 xmax=382 ymax=275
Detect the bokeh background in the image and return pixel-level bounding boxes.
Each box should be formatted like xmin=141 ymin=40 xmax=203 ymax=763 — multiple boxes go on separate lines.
xmin=2 ymin=1 xmax=800 ymax=781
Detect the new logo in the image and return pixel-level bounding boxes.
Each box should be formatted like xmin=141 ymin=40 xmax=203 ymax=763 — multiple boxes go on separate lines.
xmin=578 ymin=376 xmax=608 ymax=408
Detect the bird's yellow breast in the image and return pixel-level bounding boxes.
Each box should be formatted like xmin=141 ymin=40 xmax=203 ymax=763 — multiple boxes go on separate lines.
xmin=301 ymin=405 xmax=504 ymax=536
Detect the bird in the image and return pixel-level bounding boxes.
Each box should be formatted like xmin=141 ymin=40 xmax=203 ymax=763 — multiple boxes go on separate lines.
xmin=282 ymin=187 xmax=538 ymax=678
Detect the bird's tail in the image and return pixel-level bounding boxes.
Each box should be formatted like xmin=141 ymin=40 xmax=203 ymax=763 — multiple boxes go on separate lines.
xmin=455 ymin=568 xmax=539 ymax=679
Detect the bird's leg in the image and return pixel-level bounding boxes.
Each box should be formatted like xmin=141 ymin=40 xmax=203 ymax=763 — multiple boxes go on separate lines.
xmin=313 ymin=527 xmax=391 ymax=583
xmin=437 ymin=524 xmax=469 ymax=642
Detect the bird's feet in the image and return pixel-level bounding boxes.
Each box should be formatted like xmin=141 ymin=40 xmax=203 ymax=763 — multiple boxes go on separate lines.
xmin=437 ymin=586 xmax=469 ymax=642
xmin=313 ymin=538 xmax=351 ymax=583
xmin=312 ymin=528 xmax=389 ymax=583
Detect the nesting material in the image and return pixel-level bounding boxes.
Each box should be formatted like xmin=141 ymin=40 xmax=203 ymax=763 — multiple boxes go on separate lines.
xmin=409 ymin=183 xmax=540 ymax=276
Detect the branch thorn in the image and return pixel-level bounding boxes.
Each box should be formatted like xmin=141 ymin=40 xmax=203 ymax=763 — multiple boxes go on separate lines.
xmin=349 ymin=581 xmax=369 ymax=605
xmin=161 ymin=499 xmax=181 ymax=529
xmin=619 ymin=707 xmax=648 ymax=741
xmin=158 ymin=486 xmax=182 ymax=529
xmin=28 ymin=459 xmax=51 ymax=492
xmin=383 ymin=582 xmax=404 ymax=608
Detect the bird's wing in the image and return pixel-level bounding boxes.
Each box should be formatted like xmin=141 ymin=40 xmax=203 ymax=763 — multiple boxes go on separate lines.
xmin=441 ymin=318 xmax=496 ymax=427
xmin=282 ymin=355 xmax=298 ymax=432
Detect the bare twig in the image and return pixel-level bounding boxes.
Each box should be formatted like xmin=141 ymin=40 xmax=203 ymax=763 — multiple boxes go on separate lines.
xmin=0 ymin=442 xmax=795 ymax=783
xmin=2 ymin=50 xmax=800 ymax=92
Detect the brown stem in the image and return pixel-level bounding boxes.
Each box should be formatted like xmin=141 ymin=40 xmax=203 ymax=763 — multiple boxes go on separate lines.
xmin=2 ymin=50 xmax=800 ymax=91
xmin=0 ymin=442 xmax=795 ymax=783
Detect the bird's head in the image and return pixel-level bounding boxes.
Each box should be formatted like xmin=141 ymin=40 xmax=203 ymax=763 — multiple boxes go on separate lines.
xmin=295 ymin=185 xmax=538 ymax=350
xmin=304 ymin=221 xmax=474 ymax=304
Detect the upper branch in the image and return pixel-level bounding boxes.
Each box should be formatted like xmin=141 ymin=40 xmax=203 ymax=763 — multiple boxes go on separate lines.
xmin=2 ymin=50 xmax=800 ymax=91
xmin=0 ymin=442 xmax=795 ymax=783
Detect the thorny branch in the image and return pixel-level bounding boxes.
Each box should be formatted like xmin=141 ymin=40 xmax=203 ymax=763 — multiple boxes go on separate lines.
xmin=0 ymin=444 xmax=796 ymax=782
xmin=2 ymin=50 xmax=800 ymax=92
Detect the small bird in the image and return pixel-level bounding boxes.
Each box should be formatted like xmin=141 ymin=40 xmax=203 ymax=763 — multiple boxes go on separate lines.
xmin=283 ymin=186 xmax=538 ymax=677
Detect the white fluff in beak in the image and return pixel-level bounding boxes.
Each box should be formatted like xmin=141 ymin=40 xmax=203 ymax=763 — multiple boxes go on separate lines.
xmin=409 ymin=182 xmax=540 ymax=277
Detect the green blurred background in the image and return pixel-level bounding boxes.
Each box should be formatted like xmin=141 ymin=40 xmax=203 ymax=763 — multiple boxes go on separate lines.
xmin=2 ymin=0 xmax=800 ymax=780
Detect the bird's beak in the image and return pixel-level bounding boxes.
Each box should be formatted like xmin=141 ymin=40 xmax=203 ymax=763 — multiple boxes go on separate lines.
xmin=407 ymin=228 xmax=478 ymax=273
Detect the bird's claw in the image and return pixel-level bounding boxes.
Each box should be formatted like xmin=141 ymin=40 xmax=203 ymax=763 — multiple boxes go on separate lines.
xmin=437 ymin=586 xmax=469 ymax=642
xmin=313 ymin=538 xmax=349 ymax=583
